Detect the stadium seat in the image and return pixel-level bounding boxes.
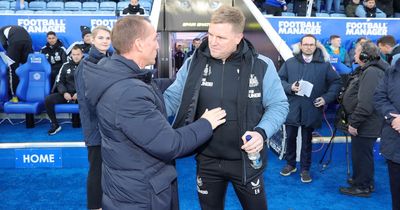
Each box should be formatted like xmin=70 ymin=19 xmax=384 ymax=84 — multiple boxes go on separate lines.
xmin=64 ymin=1 xmax=81 ymax=11
xmin=93 ymin=10 xmax=113 ymax=14
xmin=1 ymin=9 xmax=13 ymax=13
xmin=34 ymin=10 xmax=54 ymax=14
xmin=0 ymin=1 xmax=10 ymax=10
xmin=316 ymin=12 xmax=330 ymax=17
xmin=82 ymin=2 xmax=98 ymax=11
xmin=3 ymin=53 xmax=51 ymax=128
xmin=117 ymin=1 xmax=129 ymax=11
xmin=282 ymin=12 xmax=296 ymax=16
xmin=28 ymin=1 xmax=46 ymax=10
xmin=330 ymin=13 xmax=346 ymax=17
xmin=15 ymin=9 xmax=34 ymax=14
xmin=9 ymin=1 xmax=28 ymax=10
xmin=0 ymin=58 xmax=9 ymax=111
xmin=99 ymin=1 xmax=116 ymax=11
xmin=46 ymin=1 xmax=63 ymax=11
xmin=54 ymin=104 xmax=80 ymax=128
xmin=141 ymin=0 xmax=151 ymax=12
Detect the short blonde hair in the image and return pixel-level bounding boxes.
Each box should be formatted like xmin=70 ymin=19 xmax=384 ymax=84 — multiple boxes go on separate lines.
xmin=91 ymin=25 xmax=111 ymax=38
xmin=210 ymin=5 xmax=245 ymax=33
xmin=111 ymin=16 xmax=149 ymax=54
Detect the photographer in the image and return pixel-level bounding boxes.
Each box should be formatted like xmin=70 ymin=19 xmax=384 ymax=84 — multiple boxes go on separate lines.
xmin=339 ymin=41 xmax=389 ymax=197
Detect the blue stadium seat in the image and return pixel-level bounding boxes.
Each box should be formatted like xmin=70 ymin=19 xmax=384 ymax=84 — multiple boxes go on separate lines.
xmin=0 ymin=1 xmax=10 ymax=10
xmin=15 ymin=9 xmax=34 ymax=14
xmin=1 ymin=9 xmax=13 ymax=13
xmin=55 ymin=103 xmax=80 ymax=128
xmin=330 ymin=13 xmax=346 ymax=17
xmin=64 ymin=1 xmax=81 ymax=11
xmin=3 ymin=53 xmax=51 ymax=128
xmin=34 ymin=10 xmax=54 ymax=14
xmin=117 ymin=1 xmax=129 ymax=11
xmin=10 ymin=1 xmax=28 ymax=10
xmin=282 ymin=12 xmax=296 ymax=16
xmin=28 ymin=1 xmax=46 ymax=10
xmin=46 ymin=1 xmax=63 ymax=11
xmin=99 ymin=1 xmax=116 ymax=11
xmin=0 ymin=58 xmax=9 ymax=111
xmin=82 ymin=2 xmax=98 ymax=11
xmin=316 ymin=12 xmax=330 ymax=17
xmin=93 ymin=10 xmax=113 ymax=14
xmin=141 ymin=0 xmax=151 ymax=12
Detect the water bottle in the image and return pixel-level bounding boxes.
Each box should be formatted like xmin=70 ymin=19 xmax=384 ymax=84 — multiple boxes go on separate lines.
xmin=246 ymin=135 xmax=262 ymax=169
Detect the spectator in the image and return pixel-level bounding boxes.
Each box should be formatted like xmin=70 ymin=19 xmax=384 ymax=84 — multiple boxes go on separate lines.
xmin=184 ymin=37 xmax=201 ymax=60
xmin=265 ymin=0 xmax=287 ymax=16
xmin=355 ymin=0 xmax=387 ymax=18
xmin=0 ymin=25 xmax=33 ymax=103
xmin=122 ymin=0 xmax=145 ymax=15
xmin=376 ymin=0 xmax=393 ymax=17
xmin=374 ymin=59 xmax=400 ymax=210
xmin=164 ymin=6 xmax=288 ymax=209
xmin=174 ymin=44 xmax=185 ymax=72
xmin=346 ymin=0 xmax=361 ymax=17
xmin=377 ymin=35 xmax=400 ymax=66
xmin=83 ymin=16 xmax=226 ymax=209
xmin=75 ymin=25 xmax=112 ymax=210
xmin=394 ymin=0 xmax=400 ymax=15
xmin=278 ymin=34 xmax=341 ymax=183
xmin=326 ymin=35 xmax=351 ymax=67
xmin=66 ymin=26 xmax=92 ymax=55
xmin=40 ymin=31 xmax=67 ymax=89
xmin=339 ymin=40 xmax=389 ymax=197
xmin=45 ymin=46 xmax=83 ymax=135
xmin=325 ymin=0 xmax=342 ymax=13
xmin=294 ymin=0 xmax=315 ymax=16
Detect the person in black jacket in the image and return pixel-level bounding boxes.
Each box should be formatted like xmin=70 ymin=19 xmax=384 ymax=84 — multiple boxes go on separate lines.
xmin=45 ymin=46 xmax=83 ymax=135
xmin=66 ymin=26 xmax=92 ymax=55
xmin=40 ymin=31 xmax=67 ymax=88
xmin=374 ymin=59 xmax=400 ymax=210
xmin=377 ymin=35 xmax=400 ymax=66
xmin=0 ymin=25 xmax=33 ymax=102
xmin=164 ymin=6 xmax=288 ymax=210
xmin=83 ymin=16 xmax=226 ymax=210
xmin=339 ymin=40 xmax=390 ymax=197
xmin=122 ymin=0 xmax=145 ymax=15
xmin=278 ymin=34 xmax=342 ymax=183
xmin=74 ymin=25 xmax=112 ymax=210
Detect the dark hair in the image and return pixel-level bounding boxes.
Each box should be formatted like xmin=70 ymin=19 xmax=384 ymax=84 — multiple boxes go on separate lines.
xmin=71 ymin=45 xmax=83 ymax=52
xmin=329 ymin=35 xmax=340 ymax=41
xmin=46 ymin=31 xmax=56 ymax=37
xmin=300 ymin=34 xmax=317 ymax=44
xmin=193 ymin=38 xmax=201 ymax=42
xmin=359 ymin=40 xmax=380 ymax=62
xmin=377 ymin=35 xmax=396 ymax=47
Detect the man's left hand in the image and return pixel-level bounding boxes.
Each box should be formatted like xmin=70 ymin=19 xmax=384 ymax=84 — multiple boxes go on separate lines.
xmin=314 ymin=97 xmax=325 ymax=107
xmin=241 ymin=131 xmax=264 ymax=154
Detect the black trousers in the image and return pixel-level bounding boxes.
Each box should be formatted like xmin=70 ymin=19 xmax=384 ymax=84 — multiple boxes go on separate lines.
xmin=7 ymin=40 xmax=32 ymax=96
xmin=196 ymin=154 xmax=267 ymax=210
xmin=285 ymin=125 xmax=314 ymax=171
xmin=87 ymin=146 xmax=102 ymax=209
xmin=350 ymin=135 xmax=376 ymax=189
xmin=388 ymin=159 xmax=400 ymax=210
xmin=44 ymin=93 xmax=68 ymax=125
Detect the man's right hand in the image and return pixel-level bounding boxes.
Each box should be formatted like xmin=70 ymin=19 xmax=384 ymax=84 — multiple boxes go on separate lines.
xmin=201 ymin=107 xmax=226 ymax=130
xmin=64 ymin=93 xmax=72 ymax=101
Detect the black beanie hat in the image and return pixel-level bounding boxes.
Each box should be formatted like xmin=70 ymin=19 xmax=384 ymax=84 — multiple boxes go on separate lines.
xmin=80 ymin=26 xmax=91 ymax=39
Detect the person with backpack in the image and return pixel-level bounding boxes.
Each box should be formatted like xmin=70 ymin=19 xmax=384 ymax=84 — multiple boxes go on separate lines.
xmin=339 ymin=40 xmax=390 ymax=197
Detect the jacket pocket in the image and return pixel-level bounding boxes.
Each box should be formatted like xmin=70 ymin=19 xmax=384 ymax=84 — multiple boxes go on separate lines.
xmin=149 ymin=165 xmax=177 ymax=210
